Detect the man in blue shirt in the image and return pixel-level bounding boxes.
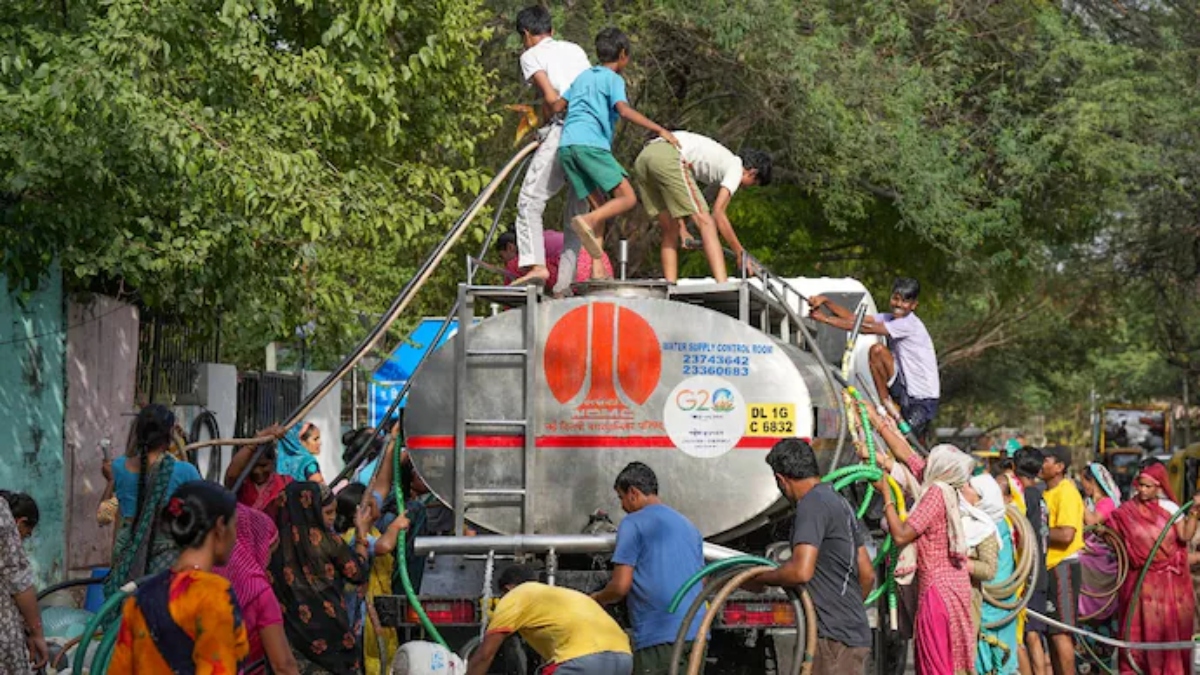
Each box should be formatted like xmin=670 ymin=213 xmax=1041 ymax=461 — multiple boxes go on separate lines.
xmin=592 ymin=462 xmax=704 ymax=675
xmin=549 ymin=28 xmax=676 ymax=281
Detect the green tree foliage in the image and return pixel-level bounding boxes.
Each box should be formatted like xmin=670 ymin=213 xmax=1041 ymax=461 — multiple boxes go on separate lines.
xmin=3 ymin=0 xmax=1196 ymax=434
xmin=1 ymin=0 xmax=499 ymax=365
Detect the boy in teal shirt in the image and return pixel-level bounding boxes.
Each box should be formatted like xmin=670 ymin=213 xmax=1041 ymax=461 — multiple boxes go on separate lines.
xmin=551 ymin=27 xmax=676 ymax=280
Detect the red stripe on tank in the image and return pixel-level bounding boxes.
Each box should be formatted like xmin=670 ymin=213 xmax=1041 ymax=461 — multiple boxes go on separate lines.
xmin=404 ymin=435 xmax=803 ymax=449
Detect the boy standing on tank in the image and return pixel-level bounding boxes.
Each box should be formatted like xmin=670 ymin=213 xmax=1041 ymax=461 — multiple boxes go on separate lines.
xmin=746 ymin=438 xmax=874 ymax=675
xmin=591 ymin=462 xmax=705 ymax=675
xmin=630 ymin=131 xmax=773 ymax=283
xmin=549 ymin=28 xmax=678 ymax=280
xmin=510 ymin=6 xmax=592 ymax=291
xmin=809 ymin=277 xmax=940 ymax=438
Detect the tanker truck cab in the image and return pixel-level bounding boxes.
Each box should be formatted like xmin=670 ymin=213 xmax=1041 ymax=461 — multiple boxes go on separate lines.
xmin=378 ymin=276 xmax=901 ymax=674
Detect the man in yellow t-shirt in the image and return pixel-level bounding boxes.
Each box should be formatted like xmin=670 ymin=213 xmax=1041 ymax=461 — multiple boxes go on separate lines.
xmin=1040 ymin=445 xmax=1084 ymax=675
xmin=466 ymin=565 xmax=632 ymax=675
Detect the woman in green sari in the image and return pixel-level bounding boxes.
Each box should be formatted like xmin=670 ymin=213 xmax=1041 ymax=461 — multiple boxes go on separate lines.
xmin=104 ymin=405 xmax=202 ymax=597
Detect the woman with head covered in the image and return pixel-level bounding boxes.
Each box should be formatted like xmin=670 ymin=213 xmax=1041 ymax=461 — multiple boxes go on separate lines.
xmin=1106 ymin=462 xmax=1200 ymax=675
xmin=875 ymin=442 xmax=977 ymax=674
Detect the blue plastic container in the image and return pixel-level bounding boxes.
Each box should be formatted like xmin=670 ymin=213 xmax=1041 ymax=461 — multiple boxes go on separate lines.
xmin=84 ymin=567 xmax=109 ymax=612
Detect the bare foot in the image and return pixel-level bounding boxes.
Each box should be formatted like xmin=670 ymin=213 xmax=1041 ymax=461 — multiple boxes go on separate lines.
xmin=571 ymin=216 xmax=605 ymax=258
xmin=512 ymin=265 xmax=550 ymax=286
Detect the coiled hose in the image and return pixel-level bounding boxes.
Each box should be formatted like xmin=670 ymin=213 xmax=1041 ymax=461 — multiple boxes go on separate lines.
xmin=188 ymin=410 xmax=223 ymax=482
xmin=981 ymin=505 xmax=1039 ymax=628
xmin=666 ymin=561 xmax=815 ymax=675
xmin=1077 ymin=524 xmax=1128 ymax=623
xmin=983 ymin=506 xmax=1034 ymax=600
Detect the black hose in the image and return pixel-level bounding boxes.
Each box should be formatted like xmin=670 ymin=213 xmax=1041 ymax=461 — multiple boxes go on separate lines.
xmin=329 ymin=151 xmax=535 ymax=488
xmin=37 ymin=576 xmax=108 ymax=602
xmin=231 ymin=144 xmax=540 ymax=494
xmin=188 ymin=410 xmax=223 ymax=482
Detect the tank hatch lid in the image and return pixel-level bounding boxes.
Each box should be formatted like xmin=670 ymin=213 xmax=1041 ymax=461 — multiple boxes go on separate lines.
xmin=570 ymin=279 xmax=670 ymax=299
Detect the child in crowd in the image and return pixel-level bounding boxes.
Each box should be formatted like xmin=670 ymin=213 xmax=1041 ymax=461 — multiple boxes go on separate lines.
xmin=631 ymin=132 xmax=772 ymax=282
xmin=511 ymin=5 xmax=592 ymax=289
xmin=551 ymin=27 xmax=677 ymax=280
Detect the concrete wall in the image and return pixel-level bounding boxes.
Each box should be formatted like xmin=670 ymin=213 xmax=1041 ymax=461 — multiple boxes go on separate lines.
xmin=63 ymin=296 xmax=140 ymax=573
xmin=301 ymin=371 xmax=344 ymax=479
xmin=0 ymin=271 xmax=66 ymax=585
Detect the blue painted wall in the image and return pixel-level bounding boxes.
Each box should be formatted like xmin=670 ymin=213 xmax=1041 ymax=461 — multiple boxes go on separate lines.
xmin=0 ymin=269 xmax=66 ymax=585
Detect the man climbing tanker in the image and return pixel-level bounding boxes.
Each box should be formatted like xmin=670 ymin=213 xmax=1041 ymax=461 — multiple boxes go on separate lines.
xmin=808 ymin=277 xmax=940 ymax=439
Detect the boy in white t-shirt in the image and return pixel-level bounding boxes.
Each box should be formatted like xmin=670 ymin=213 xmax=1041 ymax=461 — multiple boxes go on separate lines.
xmin=511 ymin=6 xmax=592 ymax=292
xmin=631 ymin=131 xmax=772 ymax=282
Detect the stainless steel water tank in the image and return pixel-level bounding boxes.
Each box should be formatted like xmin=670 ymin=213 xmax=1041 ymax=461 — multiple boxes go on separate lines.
xmin=404 ymin=295 xmax=844 ymax=539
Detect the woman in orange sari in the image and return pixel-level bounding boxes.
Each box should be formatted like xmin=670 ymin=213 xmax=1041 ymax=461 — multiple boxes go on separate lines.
xmin=110 ymin=481 xmax=249 ymax=675
xmin=1106 ymin=462 xmax=1200 ymax=675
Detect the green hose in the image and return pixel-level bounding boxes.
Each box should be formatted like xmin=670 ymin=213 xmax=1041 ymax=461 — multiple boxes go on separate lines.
xmin=393 ymin=437 xmax=448 ymax=648
xmin=92 ymin=614 xmax=123 ymax=671
xmin=73 ymin=587 xmax=130 ymax=675
xmin=667 ymin=555 xmax=779 ymax=613
xmin=1120 ymin=504 xmax=1192 ymax=675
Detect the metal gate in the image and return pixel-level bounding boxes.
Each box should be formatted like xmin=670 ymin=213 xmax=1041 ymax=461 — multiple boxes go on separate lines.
xmin=235 ymin=372 xmax=303 ymax=438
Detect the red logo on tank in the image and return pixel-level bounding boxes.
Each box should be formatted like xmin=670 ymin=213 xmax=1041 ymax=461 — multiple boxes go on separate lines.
xmin=544 ymin=302 xmax=662 ymax=419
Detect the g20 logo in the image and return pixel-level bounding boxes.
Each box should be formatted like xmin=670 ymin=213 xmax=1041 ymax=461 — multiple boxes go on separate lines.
xmin=676 ymin=387 xmax=737 ymax=413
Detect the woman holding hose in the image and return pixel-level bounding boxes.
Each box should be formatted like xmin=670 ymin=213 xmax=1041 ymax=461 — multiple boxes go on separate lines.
xmin=965 ymin=474 xmax=1018 ymax=675
xmin=1105 ymin=462 xmax=1200 ymax=675
xmin=874 ymin=437 xmax=976 ymax=675
xmin=1076 ymin=461 xmax=1121 ymax=665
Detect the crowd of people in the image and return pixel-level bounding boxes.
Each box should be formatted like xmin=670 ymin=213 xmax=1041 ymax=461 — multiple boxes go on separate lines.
xmin=0 ymin=403 xmax=459 ymax=675
xmin=856 ymin=407 xmax=1200 ymax=675
xmin=2 ymin=408 xmax=1200 ymax=675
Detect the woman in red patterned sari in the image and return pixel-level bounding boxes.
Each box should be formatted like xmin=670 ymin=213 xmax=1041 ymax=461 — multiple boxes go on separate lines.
xmin=1106 ymin=462 xmax=1200 ymax=675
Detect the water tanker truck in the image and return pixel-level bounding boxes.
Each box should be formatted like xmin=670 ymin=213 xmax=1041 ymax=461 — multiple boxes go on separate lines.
xmin=378 ymin=277 xmax=902 ymax=675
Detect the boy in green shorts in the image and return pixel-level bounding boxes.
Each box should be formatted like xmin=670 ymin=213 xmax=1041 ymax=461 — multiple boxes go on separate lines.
xmin=550 ymin=27 xmax=677 ymax=280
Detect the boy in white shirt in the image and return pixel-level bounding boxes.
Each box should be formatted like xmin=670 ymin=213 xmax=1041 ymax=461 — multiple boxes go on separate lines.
xmin=631 ymin=131 xmax=772 ymax=283
xmin=512 ymin=6 xmax=592 ymax=292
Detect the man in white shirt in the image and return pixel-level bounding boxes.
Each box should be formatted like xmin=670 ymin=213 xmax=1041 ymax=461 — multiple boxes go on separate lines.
xmin=512 ymin=6 xmax=592 ymax=293
xmin=631 ymin=131 xmax=772 ymax=283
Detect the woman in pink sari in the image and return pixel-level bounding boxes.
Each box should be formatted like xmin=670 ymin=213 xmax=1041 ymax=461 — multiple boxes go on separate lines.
xmin=1106 ymin=463 xmax=1200 ymax=675
xmin=215 ymin=504 xmax=300 ymax=675
xmin=876 ymin=442 xmax=977 ymax=675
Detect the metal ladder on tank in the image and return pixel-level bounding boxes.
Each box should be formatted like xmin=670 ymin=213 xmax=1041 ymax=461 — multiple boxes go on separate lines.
xmin=451 ymin=282 xmax=540 ymax=537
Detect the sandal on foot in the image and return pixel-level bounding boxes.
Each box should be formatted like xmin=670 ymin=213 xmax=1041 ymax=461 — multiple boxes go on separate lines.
xmin=570 ymin=216 xmax=605 ymax=259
